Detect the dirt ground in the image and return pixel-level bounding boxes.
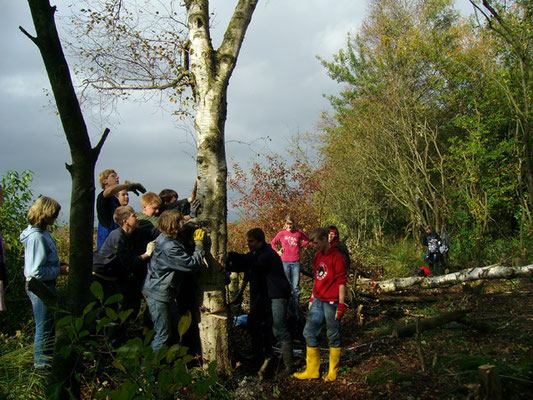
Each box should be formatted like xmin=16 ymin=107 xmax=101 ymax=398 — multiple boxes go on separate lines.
xmin=228 ymin=277 xmax=533 ymax=400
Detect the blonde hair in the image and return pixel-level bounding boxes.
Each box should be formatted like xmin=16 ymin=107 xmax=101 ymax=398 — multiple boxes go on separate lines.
xmin=157 ymin=210 xmax=183 ymax=238
xmin=98 ymin=169 xmax=117 ymax=189
xmin=113 ymin=206 xmax=135 ymax=225
xmin=141 ymin=192 xmax=162 ymax=207
xmin=28 ymin=196 xmax=61 ymax=229
xmin=285 ymin=214 xmax=295 ymax=224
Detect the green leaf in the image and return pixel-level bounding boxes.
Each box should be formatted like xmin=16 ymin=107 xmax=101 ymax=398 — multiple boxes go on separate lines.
xmin=78 ymin=330 xmax=90 ymax=339
xmin=105 ymin=307 xmax=118 ymax=321
xmin=90 ymin=281 xmax=104 ymax=301
xmin=157 ymin=370 xmax=171 ymax=394
xmin=104 ymin=293 xmax=123 ymax=306
xmin=166 ymin=344 xmax=180 ymax=363
xmin=96 ymin=316 xmax=110 ymax=333
xmin=60 ymin=345 xmax=72 ymax=359
xmin=113 ymin=360 xmax=127 ymax=374
xmin=57 ymin=315 xmax=74 ymax=328
xmin=74 ymin=317 xmax=83 ymax=333
xmin=143 ymin=329 xmax=155 ymax=346
xmin=118 ymin=309 xmax=133 ymax=323
xmin=83 ymin=301 xmax=96 ymax=316
xmin=177 ymin=310 xmax=192 ymax=341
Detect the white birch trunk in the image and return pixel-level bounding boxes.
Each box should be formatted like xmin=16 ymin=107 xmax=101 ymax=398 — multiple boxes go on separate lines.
xmin=360 ymin=264 xmax=533 ymax=293
xmin=185 ymin=0 xmax=258 ymax=375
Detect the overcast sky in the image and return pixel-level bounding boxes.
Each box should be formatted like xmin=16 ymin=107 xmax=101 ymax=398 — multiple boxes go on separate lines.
xmin=0 ymin=0 xmax=473 ymax=224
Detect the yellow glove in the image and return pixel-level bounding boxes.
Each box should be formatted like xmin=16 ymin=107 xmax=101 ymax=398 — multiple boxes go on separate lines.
xmin=193 ymin=228 xmax=205 ymax=243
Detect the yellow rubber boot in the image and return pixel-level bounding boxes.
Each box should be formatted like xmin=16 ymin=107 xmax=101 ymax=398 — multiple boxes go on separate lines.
xmin=323 ymin=347 xmax=341 ymax=382
xmin=293 ymin=346 xmax=320 ymax=380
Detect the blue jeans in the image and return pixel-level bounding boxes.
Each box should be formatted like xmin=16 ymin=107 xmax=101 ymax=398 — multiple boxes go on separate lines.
xmin=146 ymin=297 xmax=178 ymax=352
xmin=282 ymin=261 xmax=301 ymax=316
xmin=271 ymin=298 xmax=291 ymax=345
xmin=27 ymin=281 xmax=57 ymax=368
xmin=303 ymin=298 xmax=341 ymax=348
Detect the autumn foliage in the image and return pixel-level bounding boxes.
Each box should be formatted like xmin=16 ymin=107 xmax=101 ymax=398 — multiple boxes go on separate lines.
xmin=228 ymin=154 xmax=323 ymax=253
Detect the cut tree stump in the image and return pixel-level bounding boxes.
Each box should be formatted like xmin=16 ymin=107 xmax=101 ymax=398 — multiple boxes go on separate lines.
xmin=478 ymin=364 xmax=502 ymax=400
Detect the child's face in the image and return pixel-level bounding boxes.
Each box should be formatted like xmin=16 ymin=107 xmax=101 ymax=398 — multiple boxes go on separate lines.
xmin=125 ymin=213 xmax=139 ymax=230
xmin=285 ymin=220 xmax=295 ymax=232
xmin=247 ymin=236 xmax=261 ymax=251
xmin=116 ymin=190 xmax=129 ymax=206
xmin=328 ymin=230 xmax=337 ymax=243
xmin=143 ymin=203 xmax=160 ymax=217
xmin=312 ymin=236 xmax=328 ymax=252
xmin=103 ymin=172 xmax=119 ymax=187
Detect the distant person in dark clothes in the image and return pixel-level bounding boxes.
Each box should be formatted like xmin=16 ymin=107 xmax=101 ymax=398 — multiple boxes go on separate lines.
xmin=159 ymin=188 xmax=200 ymax=221
xmin=327 ymin=225 xmax=351 ymax=273
xmin=96 ymin=169 xmax=146 ymax=249
xmin=422 ymin=225 xmax=442 ymax=274
xmin=227 ymin=228 xmax=294 ymax=378
xmin=92 ymin=206 xmax=157 ymax=324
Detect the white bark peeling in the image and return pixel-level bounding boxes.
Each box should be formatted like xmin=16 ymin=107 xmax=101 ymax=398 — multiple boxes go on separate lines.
xmin=185 ymin=0 xmax=258 ymax=376
xmin=361 ymin=264 xmax=533 ymax=293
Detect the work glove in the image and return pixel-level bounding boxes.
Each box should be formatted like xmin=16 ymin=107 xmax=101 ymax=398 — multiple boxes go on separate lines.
xmin=190 ymin=199 xmax=201 ymax=218
xmin=126 ymin=181 xmax=147 ymax=196
xmin=145 ymin=240 xmax=155 ymax=257
xmin=335 ymin=303 xmax=345 ymax=320
xmin=193 ymin=228 xmax=205 ymax=245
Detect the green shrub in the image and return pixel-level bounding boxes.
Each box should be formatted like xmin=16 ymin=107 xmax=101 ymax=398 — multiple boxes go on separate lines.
xmin=0 ymin=170 xmax=35 ymax=334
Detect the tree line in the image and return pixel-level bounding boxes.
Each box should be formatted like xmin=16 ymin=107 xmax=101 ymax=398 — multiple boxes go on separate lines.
xmin=231 ymin=0 xmax=533 ymax=270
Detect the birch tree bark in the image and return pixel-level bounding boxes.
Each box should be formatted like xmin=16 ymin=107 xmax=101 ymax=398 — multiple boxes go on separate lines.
xmin=184 ymin=0 xmax=258 ymax=374
xmin=360 ymin=264 xmax=533 ymax=293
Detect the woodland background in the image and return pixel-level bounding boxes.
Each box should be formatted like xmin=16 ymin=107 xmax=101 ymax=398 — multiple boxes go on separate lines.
xmin=1 ymin=0 xmax=532 ymax=399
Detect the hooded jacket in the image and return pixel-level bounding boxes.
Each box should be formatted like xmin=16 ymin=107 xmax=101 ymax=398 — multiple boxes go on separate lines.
xmin=312 ymin=243 xmax=347 ymax=302
xmin=142 ymin=233 xmax=204 ymax=302
xmin=20 ymin=225 xmax=60 ymax=282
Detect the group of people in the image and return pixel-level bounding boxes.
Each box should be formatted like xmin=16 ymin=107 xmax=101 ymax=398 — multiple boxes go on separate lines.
xmin=15 ymin=168 xmax=351 ymax=381
xmin=18 ymin=169 xmax=203 ymax=369
xmin=228 ymin=215 xmax=349 ymax=380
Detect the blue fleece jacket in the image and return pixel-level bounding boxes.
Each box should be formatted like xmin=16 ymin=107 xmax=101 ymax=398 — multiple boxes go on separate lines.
xmin=20 ymin=225 xmax=60 ymax=282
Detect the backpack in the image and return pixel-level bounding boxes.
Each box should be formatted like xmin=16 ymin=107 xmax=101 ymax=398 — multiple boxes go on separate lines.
xmin=439 ymin=226 xmax=450 ymax=255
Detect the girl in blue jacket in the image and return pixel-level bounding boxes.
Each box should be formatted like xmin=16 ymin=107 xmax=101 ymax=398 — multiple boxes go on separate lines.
xmin=142 ymin=210 xmax=205 ymax=351
xmin=20 ymin=196 xmax=68 ymax=369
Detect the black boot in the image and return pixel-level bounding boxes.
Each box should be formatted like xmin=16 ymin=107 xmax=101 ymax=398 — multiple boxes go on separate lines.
xmin=278 ymin=343 xmax=294 ymax=377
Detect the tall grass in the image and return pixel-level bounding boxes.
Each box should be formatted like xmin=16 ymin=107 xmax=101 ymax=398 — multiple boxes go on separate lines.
xmin=0 ymin=330 xmax=46 ymax=400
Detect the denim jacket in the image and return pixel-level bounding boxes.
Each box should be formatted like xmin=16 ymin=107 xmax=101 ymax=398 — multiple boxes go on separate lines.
xmin=142 ymin=233 xmax=204 ymax=302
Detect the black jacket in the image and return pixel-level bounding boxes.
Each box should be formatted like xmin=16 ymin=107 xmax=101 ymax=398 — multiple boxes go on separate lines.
xmin=227 ymin=243 xmax=291 ymax=301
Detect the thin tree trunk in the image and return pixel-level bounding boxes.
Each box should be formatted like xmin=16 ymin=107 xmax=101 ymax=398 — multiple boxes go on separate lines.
xmin=23 ymin=1 xmax=109 ymax=397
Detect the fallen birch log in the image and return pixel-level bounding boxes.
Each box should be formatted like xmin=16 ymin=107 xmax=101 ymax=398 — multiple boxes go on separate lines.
xmin=360 ymin=264 xmax=533 ymax=294
xmin=392 ymin=309 xmax=472 ymax=338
